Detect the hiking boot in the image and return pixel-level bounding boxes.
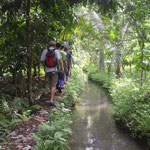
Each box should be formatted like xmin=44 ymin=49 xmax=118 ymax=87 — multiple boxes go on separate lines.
xmin=46 ymin=101 xmax=56 ymax=107
xmin=57 ymin=87 xmax=62 ymax=93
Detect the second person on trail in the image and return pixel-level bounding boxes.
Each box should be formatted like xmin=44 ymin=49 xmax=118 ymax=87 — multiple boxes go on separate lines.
xmin=56 ymin=43 xmax=68 ymax=93
xmin=64 ymin=46 xmax=72 ymax=82
xmin=40 ymin=41 xmax=63 ymax=106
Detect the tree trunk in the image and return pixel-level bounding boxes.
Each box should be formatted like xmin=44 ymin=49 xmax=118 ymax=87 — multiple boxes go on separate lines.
xmin=139 ymin=40 xmax=145 ymax=86
xmin=144 ymin=70 xmax=147 ymax=80
xmin=130 ymin=64 xmax=131 ymax=74
xmin=122 ymin=63 xmax=125 ymax=71
xmin=38 ymin=63 xmax=40 ymax=86
xmin=89 ymin=51 xmax=92 ymax=64
xmin=26 ymin=0 xmax=33 ymax=104
xmin=88 ymin=39 xmax=92 ymax=64
xmin=13 ymin=68 xmax=18 ymax=97
xmin=140 ymin=49 xmax=144 ymax=86
xmin=33 ymin=63 xmax=37 ymax=77
xmin=115 ymin=47 xmax=122 ymax=78
xmin=33 ymin=1 xmax=39 ymax=78
xmin=99 ymin=48 xmax=104 ymax=70
xmin=17 ymin=70 xmax=24 ymax=97
xmin=107 ymin=62 xmax=111 ymax=76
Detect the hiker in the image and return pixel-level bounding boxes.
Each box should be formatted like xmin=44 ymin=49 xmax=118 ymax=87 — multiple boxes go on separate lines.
xmin=60 ymin=45 xmax=68 ymax=74
xmin=64 ymin=46 xmax=72 ymax=81
xmin=68 ymin=51 xmax=74 ymax=77
xmin=40 ymin=41 xmax=63 ymax=106
xmin=56 ymin=43 xmax=68 ymax=93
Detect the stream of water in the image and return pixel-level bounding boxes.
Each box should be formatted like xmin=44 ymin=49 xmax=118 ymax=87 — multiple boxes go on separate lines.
xmin=70 ymin=75 xmax=147 ymax=150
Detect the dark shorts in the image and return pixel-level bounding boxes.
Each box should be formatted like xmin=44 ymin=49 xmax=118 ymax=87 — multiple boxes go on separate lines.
xmin=46 ymin=72 xmax=58 ymax=88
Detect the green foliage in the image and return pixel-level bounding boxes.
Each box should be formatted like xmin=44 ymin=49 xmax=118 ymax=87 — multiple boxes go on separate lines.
xmin=0 ymin=0 xmax=78 ymax=103
xmin=62 ymin=68 xmax=83 ymax=108
xmin=30 ymin=104 xmax=43 ymax=111
xmin=11 ymin=97 xmax=30 ymax=112
xmin=1 ymin=0 xmax=150 ymax=148
xmin=110 ymin=78 xmax=150 ymax=142
xmin=83 ymin=65 xmax=112 ymax=89
xmin=0 ymin=95 xmax=31 ymax=142
xmin=34 ymin=109 xmax=72 ymax=150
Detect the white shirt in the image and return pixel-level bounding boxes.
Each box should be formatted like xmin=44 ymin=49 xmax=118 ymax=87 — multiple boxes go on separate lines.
xmin=40 ymin=47 xmax=61 ymax=72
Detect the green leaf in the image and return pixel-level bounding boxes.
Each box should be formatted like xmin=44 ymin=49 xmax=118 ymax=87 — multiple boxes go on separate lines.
xmin=30 ymin=105 xmax=43 ymax=111
xmin=62 ymin=128 xmax=72 ymax=134
xmin=54 ymin=132 xmax=63 ymax=139
xmin=8 ymin=119 xmax=22 ymax=126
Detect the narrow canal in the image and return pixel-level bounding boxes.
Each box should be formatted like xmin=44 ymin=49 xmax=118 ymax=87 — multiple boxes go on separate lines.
xmin=70 ymin=75 xmax=147 ymax=150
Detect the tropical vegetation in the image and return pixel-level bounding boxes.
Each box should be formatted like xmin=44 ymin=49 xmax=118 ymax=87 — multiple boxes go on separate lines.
xmin=1 ymin=0 xmax=150 ymax=149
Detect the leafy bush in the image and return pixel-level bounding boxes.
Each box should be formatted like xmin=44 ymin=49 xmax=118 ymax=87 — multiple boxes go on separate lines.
xmin=34 ymin=108 xmax=72 ymax=150
xmin=0 ymin=95 xmax=31 ymax=142
xmin=30 ymin=104 xmax=43 ymax=111
xmin=110 ymin=79 xmax=150 ymax=141
xmin=83 ymin=65 xmax=112 ymax=89
xmin=62 ymin=68 xmax=82 ymax=108
xmin=11 ymin=97 xmax=30 ymax=113
xmin=110 ymin=78 xmax=140 ymax=122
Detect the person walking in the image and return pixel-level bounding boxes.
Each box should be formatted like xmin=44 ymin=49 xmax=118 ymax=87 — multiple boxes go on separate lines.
xmin=56 ymin=43 xmax=68 ymax=93
xmin=40 ymin=41 xmax=63 ymax=106
xmin=64 ymin=46 xmax=72 ymax=82
xmin=68 ymin=51 xmax=74 ymax=77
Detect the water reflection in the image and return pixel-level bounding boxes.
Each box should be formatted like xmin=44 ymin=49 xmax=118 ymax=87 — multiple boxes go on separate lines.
xmin=70 ymin=75 xmax=146 ymax=150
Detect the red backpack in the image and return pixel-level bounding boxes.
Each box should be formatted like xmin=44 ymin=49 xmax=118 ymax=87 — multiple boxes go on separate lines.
xmin=45 ymin=48 xmax=57 ymax=68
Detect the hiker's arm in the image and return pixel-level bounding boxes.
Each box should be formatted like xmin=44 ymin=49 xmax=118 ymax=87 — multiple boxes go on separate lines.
xmin=40 ymin=50 xmax=46 ymax=66
xmin=40 ymin=60 xmax=44 ymax=66
xmin=56 ymin=50 xmax=63 ymax=71
xmin=59 ymin=59 xmax=64 ymax=72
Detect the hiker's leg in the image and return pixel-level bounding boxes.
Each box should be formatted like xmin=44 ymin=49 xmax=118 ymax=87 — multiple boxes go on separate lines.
xmin=49 ymin=72 xmax=58 ymax=103
xmin=59 ymin=72 xmax=65 ymax=88
xmin=69 ymin=67 xmax=72 ymax=77
xmin=66 ymin=74 xmax=68 ymax=81
xmin=56 ymin=81 xmax=59 ymax=90
xmin=68 ymin=65 xmax=70 ymax=78
xmin=66 ymin=70 xmax=69 ymax=82
xmin=50 ymin=87 xmax=56 ymax=103
xmin=56 ymin=72 xmax=61 ymax=90
xmin=61 ymin=72 xmax=65 ymax=87
xmin=64 ymin=73 xmax=67 ymax=84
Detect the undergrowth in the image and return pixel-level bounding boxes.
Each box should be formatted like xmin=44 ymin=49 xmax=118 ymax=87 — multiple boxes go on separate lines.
xmin=0 ymin=95 xmax=31 ymax=143
xmin=0 ymin=85 xmax=45 ymax=144
xmin=110 ymin=78 xmax=150 ymax=142
xmin=83 ymin=65 xmax=112 ymax=89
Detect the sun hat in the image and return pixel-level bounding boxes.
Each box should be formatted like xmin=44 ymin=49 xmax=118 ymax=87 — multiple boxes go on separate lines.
xmin=49 ymin=41 xmax=56 ymax=46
